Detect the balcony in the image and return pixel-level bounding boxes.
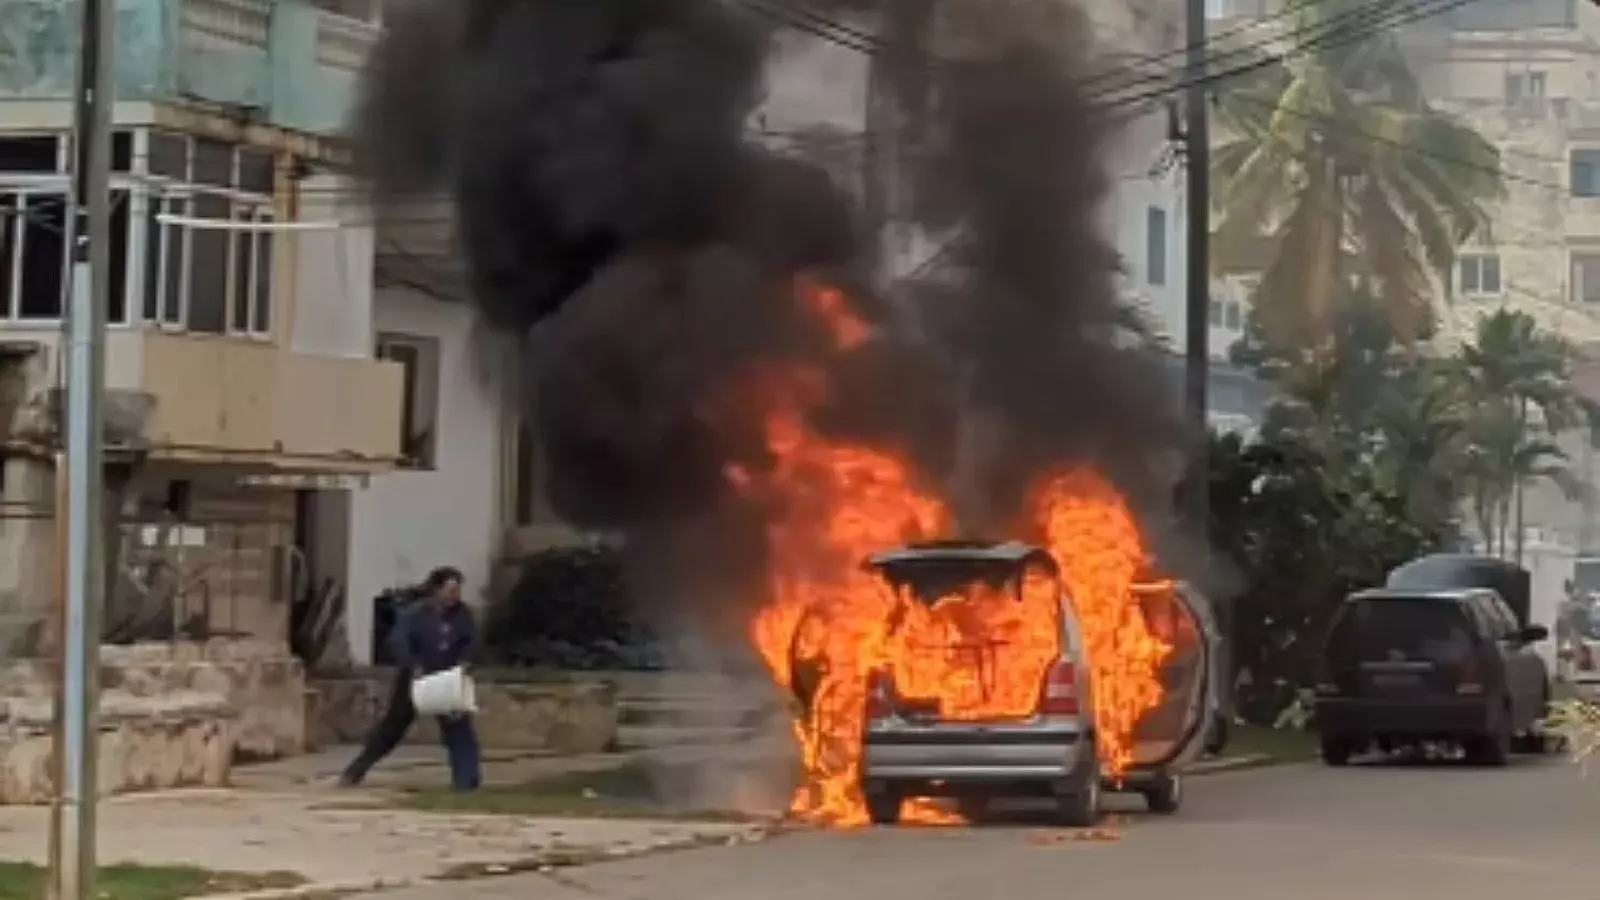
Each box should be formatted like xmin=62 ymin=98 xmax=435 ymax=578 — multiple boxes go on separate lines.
xmin=136 ymin=330 xmax=404 ymax=469
xmin=0 ymin=327 xmax=402 ymax=472
xmin=0 ymin=0 xmax=379 ymax=134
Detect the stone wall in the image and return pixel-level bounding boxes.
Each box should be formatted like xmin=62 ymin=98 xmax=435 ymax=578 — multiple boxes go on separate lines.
xmin=0 ymin=638 xmax=308 ymax=804
xmin=95 ymin=639 xmax=308 ymax=761
xmin=0 ymin=691 xmax=233 ymax=804
xmin=308 ymin=669 xmax=618 ymax=754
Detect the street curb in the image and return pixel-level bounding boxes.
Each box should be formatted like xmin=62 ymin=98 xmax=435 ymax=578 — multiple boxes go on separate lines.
xmin=183 ymin=826 xmax=778 ymax=900
xmin=1187 ymin=753 xmax=1274 ymax=775
xmin=185 ymin=880 xmax=388 ymax=900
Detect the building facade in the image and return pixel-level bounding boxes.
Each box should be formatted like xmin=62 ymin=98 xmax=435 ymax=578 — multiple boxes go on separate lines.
xmin=1401 ymin=0 xmax=1600 ymax=551
xmin=0 ymin=0 xmax=405 ymax=656
xmin=0 ymin=0 xmax=1280 ymax=663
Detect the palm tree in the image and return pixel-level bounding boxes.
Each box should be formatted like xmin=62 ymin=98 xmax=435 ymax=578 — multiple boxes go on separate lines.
xmin=1453 ymin=310 xmax=1584 ymax=559
xmin=1211 ymin=0 xmax=1505 ymax=351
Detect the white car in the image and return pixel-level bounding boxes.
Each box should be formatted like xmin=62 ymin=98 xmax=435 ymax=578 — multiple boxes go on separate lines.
xmin=1556 ymin=597 xmax=1600 ymax=701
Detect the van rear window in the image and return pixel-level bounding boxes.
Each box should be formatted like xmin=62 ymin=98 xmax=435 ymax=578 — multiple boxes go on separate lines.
xmin=1327 ymin=598 xmax=1478 ymax=666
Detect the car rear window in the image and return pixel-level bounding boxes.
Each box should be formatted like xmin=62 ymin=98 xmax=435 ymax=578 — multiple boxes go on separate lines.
xmin=876 ymin=559 xmax=1020 ymax=606
xmin=1327 ymin=597 xmax=1479 ymax=666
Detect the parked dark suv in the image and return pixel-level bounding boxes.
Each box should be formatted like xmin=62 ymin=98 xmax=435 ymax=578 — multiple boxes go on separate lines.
xmin=1314 ymin=586 xmax=1549 ymax=766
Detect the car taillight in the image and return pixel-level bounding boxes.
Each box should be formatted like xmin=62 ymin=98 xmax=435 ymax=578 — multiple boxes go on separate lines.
xmin=1457 ymin=657 xmax=1484 ymax=695
xmin=1038 ymin=659 xmax=1081 ymax=716
xmin=865 ymin=670 xmax=895 ymax=719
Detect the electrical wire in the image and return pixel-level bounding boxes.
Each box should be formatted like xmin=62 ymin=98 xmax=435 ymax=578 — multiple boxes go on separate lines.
xmin=278 ymin=0 xmax=1489 ymax=207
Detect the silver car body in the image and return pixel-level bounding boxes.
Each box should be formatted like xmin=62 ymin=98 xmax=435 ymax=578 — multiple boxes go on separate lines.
xmin=859 ymin=542 xmax=1219 ymax=800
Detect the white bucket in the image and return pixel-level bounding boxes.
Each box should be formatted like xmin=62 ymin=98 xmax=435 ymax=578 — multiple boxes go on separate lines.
xmin=410 ymin=666 xmax=478 ymax=716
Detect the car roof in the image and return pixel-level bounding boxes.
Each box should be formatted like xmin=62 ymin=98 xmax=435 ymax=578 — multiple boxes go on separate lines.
xmin=1346 ymin=587 xmax=1497 ymax=603
xmin=866 ymin=540 xmax=1057 ymax=569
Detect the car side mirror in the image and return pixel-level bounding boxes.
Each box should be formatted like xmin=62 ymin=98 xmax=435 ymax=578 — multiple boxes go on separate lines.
xmin=1518 ymin=624 xmax=1550 ymax=643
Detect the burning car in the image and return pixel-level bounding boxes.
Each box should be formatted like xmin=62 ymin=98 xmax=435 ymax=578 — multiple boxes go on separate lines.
xmin=851 ymin=540 xmax=1222 ymax=826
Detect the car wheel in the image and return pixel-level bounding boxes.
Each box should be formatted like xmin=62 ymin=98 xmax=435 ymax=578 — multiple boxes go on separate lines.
xmin=1056 ymin=763 xmax=1101 ymax=828
xmin=1511 ymin=731 xmax=1547 ymax=754
xmin=1142 ymin=773 xmax=1183 ymax=815
xmin=1466 ymin=708 xmax=1512 ymax=767
xmin=956 ymin=795 xmax=989 ymax=823
xmin=1319 ymin=734 xmax=1353 ymax=767
xmin=864 ymin=785 xmax=902 ymax=826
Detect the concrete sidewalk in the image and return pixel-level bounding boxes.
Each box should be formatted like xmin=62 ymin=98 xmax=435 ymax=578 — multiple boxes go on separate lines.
xmin=0 ymin=729 xmax=1268 ymax=898
xmin=0 ymin=786 xmax=768 ymax=896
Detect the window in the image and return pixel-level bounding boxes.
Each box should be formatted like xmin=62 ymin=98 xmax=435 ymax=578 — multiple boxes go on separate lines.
xmin=1575 ymin=253 xmax=1600 ymax=304
xmin=1145 ymin=205 xmax=1167 ymax=286
xmin=1573 ymin=149 xmax=1600 ymax=197
xmin=1208 ymin=298 xmax=1223 ymax=327
xmin=0 ymin=130 xmax=136 ymax=323
xmin=309 ymin=0 xmax=383 ymax=22
xmin=376 ymin=332 xmax=441 ymax=469
xmin=1457 ymin=253 xmax=1503 ymax=296
xmin=1506 ymin=71 xmax=1547 ymax=103
xmin=1223 ymin=300 xmax=1242 ymax=330
xmin=140 ymin=132 xmax=278 ymax=337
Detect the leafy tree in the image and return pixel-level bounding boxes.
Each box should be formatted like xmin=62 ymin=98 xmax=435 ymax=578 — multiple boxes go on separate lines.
xmin=1452 ymin=309 xmax=1586 ymax=559
xmin=1211 ymin=0 xmax=1504 ymax=350
xmin=1230 ymin=298 xmax=1463 ymax=535
xmin=1207 ymin=426 xmax=1448 ymax=723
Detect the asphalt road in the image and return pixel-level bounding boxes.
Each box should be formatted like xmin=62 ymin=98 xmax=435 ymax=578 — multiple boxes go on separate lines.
xmin=369 ymin=755 xmax=1600 ymax=900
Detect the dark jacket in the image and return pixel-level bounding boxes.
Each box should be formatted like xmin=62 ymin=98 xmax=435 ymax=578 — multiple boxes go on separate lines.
xmin=391 ymin=601 xmax=477 ymax=676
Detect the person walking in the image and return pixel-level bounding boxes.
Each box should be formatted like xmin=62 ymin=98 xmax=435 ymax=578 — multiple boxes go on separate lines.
xmin=339 ymin=566 xmax=482 ymax=790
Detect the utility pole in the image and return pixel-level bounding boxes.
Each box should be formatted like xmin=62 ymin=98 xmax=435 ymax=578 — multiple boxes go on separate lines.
xmin=1183 ymin=0 xmax=1211 ymax=536
xmin=861 ymin=0 xmax=934 ymax=287
xmin=50 ymin=0 xmax=114 ymax=892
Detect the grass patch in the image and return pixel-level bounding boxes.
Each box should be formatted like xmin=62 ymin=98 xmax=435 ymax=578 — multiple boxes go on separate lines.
xmin=394 ymin=760 xmax=733 ymax=819
xmin=0 ymin=861 xmax=304 ymax=900
xmin=1225 ymin=722 xmax=1318 ymax=763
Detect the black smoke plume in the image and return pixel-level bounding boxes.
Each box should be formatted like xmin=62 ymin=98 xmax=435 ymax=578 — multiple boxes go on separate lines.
xmin=353 ymin=0 xmax=1186 ymax=579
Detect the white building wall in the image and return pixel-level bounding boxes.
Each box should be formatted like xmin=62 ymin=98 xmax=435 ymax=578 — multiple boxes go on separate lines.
xmin=290 ymin=174 xmax=376 ymax=358
xmin=338 ymin=288 xmax=504 ymax=663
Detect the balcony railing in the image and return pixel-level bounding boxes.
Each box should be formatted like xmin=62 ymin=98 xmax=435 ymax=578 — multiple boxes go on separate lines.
xmin=0 ymin=0 xmax=378 ymax=134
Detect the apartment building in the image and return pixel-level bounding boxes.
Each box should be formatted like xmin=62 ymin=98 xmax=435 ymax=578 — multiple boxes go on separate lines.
xmin=1400 ymin=0 xmax=1600 ymax=550
xmin=0 ymin=0 xmax=1284 ymax=663
xmin=0 ymin=0 xmax=413 ymax=657
xmin=1400 ymin=0 xmax=1600 ymax=345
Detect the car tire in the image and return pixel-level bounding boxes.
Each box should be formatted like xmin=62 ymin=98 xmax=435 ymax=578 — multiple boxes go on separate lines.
xmin=1056 ymin=759 xmax=1101 ymax=828
xmin=864 ymin=786 xmax=902 ymax=826
xmin=1142 ymin=773 xmax=1183 ymax=815
xmin=956 ymin=795 xmax=989 ymax=823
xmin=1512 ymin=685 xmax=1554 ymax=754
xmin=1466 ymin=732 xmax=1511 ymax=767
xmin=1466 ymin=708 xmax=1512 ymax=767
xmin=1319 ymin=735 xmax=1353 ymax=767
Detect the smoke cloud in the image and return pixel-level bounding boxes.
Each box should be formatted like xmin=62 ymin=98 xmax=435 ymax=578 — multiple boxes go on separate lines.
xmin=353 ymin=0 xmax=1187 ymax=592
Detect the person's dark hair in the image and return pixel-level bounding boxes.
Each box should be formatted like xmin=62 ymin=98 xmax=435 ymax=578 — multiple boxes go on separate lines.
xmin=424 ymin=566 xmax=464 ymax=590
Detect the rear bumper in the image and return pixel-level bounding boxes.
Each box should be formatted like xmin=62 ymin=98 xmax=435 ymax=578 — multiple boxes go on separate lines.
xmin=862 ymin=720 xmax=1092 ymax=789
xmin=1316 ymin=697 xmax=1495 ymax=737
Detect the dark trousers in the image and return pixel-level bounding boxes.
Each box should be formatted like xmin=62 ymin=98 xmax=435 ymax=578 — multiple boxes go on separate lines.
xmin=343 ymin=668 xmax=482 ymax=790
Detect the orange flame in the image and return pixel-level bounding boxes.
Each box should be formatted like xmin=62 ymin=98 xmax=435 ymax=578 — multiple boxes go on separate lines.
xmin=733 ymin=283 xmax=1172 ymax=826
xmin=800 ymin=278 xmax=871 ymax=351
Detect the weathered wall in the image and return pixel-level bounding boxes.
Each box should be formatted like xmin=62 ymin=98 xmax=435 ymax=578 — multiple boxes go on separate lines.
xmin=101 ymin=639 xmax=307 ymax=761
xmin=0 ymin=638 xmax=305 ymax=766
xmin=0 ymin=690 xmax=234 ymax=804
xmin=337 ymin=290 xmax=506 ymax=665
xmin=307 ymin=669 xmax=618 ymax=754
